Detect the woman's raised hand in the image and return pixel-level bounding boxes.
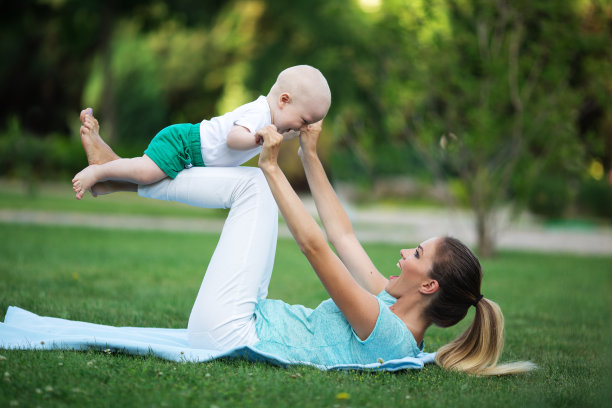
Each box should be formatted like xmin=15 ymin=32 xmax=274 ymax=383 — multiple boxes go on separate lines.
xmin=257 ymin=125 xmax=283 ymax=172
xmin=298 ymin=120 xmax=323 ymax=159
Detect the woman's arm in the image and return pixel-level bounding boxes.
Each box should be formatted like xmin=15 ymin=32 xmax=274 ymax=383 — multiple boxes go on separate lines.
xmin=257 ymin=125 xmax=379 ymax=341
xmin=298 ymin=122 xmax=388 ymax=295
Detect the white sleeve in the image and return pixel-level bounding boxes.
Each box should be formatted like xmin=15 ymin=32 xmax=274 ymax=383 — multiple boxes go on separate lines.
xmin=234 ymin=103 xmax=271 ymax=134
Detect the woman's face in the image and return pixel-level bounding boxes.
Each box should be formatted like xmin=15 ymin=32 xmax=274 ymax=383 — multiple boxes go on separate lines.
xmin=385 ymin=237 xmax=440 ymax=298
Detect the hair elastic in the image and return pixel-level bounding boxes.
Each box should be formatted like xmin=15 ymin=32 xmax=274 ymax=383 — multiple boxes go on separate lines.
xmin=472 ymin=294 xmax=483 ymax=307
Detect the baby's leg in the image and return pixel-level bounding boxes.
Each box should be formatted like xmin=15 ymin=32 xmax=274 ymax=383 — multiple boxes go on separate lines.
xmin=72 ymin=155 xmax=166 ymax=200
xmin=79 ymin=108 xmax=120 ymax=165
xmin=139 ymin=167 xmax=278 ymax=350
xmin=90 ymin=180 xmax=138 ymax=195
xmin=76 ymin=108 xmax=142 ymax=197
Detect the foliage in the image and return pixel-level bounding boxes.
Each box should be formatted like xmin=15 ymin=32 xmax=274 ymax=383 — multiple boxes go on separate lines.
xmin=0 ymin=222 xmax=611 ymax=407
xmin=0 ymin=118 xmax=85 ymax=187
xmin=577 ymin=177 xmax=612 ymax=219
xmin=0 ymin=0 xmax=610 ymax=253
xmin=0 ymin=1 xmax=99 ymax=134
xmin=356 ymin=0 xmax=608 ymax=255
xmin=526 ymin=175 xmax=574 ymax=219
xmin=244 ymin=0 xmax=611 ymax=254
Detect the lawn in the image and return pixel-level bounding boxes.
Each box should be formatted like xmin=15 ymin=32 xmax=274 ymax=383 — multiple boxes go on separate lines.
xmin=0 ymin=221 xmax=610 ymax=408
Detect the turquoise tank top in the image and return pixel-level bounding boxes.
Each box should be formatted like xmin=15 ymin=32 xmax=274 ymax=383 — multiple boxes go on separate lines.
xmin=252 ymin=291 xmax=422 ymax=367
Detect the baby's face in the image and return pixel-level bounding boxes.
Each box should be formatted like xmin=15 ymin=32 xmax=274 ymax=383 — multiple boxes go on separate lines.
xmin=273 ymin=97 xmax=326 ymax=134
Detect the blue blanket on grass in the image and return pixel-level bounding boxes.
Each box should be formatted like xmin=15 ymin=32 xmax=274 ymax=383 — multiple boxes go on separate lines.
xmin=0 ymin=306 xmax=436 ymax=371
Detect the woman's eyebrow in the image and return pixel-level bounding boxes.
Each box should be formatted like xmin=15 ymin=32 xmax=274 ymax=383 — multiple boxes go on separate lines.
xmin=418 ymin=245 xmax=424 ymax=254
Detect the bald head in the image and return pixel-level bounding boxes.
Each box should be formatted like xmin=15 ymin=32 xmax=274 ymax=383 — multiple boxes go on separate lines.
xmin=268 ymin=65 xmax=331 ymax=122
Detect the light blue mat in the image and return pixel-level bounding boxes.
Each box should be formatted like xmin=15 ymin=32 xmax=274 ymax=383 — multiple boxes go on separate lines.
xmin=0 ymin=306 xmax=435 ymax=371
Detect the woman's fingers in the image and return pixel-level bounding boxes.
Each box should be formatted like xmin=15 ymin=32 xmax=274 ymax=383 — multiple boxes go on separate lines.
xmin=257 ymin=125 xmax=283 ymax=169
xmin=259 ymin=125 xmax=282 ymax=146
xmin=298 ymin=120 xmax=323 ymax=155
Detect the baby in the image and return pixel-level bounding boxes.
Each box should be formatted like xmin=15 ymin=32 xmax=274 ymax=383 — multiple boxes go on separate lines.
xmin=72 ymin=65 xmax=331 ymax=199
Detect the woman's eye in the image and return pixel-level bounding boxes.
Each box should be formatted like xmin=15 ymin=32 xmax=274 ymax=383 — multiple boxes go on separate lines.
xmin=414 ymin=250 xmax=419 ymax=259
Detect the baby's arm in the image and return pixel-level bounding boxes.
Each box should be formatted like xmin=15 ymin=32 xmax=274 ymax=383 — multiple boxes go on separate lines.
xmin=226 ymin=125 xmax=260 ymax=150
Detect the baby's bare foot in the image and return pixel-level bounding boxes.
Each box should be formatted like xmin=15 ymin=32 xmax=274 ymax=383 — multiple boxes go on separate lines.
xmin=79 ymin=109 xmax=120 ymax=165
xmin=72 ymin=165 xmax=101 ymax=200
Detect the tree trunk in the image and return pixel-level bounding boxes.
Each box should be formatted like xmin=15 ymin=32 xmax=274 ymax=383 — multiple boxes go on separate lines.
xmin=475 ymin=206 xmax=496 ymax=258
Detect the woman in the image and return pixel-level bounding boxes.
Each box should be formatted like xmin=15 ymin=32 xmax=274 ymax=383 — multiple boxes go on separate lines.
xmin=78 ymin=110 xmax=534 ymax=375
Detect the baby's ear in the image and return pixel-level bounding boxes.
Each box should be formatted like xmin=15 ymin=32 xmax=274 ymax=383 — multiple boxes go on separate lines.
xmin=279 ymin=92 xmax=291 ymax=105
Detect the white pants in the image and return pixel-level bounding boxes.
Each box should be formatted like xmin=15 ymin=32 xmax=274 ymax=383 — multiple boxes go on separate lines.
xmin=139 ymin=166 xmax=278 ymax=350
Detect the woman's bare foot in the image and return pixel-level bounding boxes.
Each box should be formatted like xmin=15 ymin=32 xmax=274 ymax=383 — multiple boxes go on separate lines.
xmin=79 ymin=109 xmax=120 ymax=165
xmin=72 ymin=164 xmax=101 ymax=200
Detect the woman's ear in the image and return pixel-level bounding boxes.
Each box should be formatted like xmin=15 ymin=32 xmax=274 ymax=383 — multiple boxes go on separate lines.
xmin=419 ymin=279 xmax=439 ymax=295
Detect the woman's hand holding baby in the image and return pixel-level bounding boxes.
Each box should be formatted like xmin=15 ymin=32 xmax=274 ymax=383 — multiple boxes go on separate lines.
xmin=257 ymin=125 xmax=283 ymax=172
xmin=298 ymin=120 xmax=323 ymax=159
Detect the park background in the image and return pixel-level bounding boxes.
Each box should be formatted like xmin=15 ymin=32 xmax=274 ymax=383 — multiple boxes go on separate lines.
xmin=0 ymin=1 xmax=611 ymax=407
xmin=0 ymin=0 xmax=611 ymax=255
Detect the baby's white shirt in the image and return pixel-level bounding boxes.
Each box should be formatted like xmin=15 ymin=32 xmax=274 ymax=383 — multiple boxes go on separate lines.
xmin=199 ymin=95 xmax=271 ymax=167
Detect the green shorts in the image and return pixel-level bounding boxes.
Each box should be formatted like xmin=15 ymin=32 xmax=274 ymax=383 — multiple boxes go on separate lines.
xmin=144 ymin=123 xmax=205 ymax=179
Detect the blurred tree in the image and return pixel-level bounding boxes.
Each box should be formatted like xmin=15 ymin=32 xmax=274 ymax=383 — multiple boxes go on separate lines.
xmin=0 ymin=0 xmax=225 ymax=139
xmin=0 ymin=1 xmax=100 ymax=134
xmin=219 ymin=0 xmax=611 ymax=254
xmin=574 ymin=1 xmax=612 ymax=183
xmin=80 ymin=0 xmax=227 ymax=143
xmin=247 ymin=0 xmax=408 ymax=184
xmin=85 ymin=1 xmax=270 ymax=148
xmin=1 ymin=0 xmax=609 ymax=246
xmin=420 ymin=0 xmax=583 ymax=256
xmin=368 ymin=0 xmax=607 ymax=256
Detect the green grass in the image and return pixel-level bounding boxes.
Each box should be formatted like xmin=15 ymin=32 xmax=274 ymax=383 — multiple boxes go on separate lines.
xmin=1 ymin=223 xmax=611 ymax=407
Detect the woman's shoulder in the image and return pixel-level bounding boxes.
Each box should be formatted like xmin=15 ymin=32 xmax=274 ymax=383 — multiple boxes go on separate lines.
xmin=376 ymin=290 xmax=397 ymax=307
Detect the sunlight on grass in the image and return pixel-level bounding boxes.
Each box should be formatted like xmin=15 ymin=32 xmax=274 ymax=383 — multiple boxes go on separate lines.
xmin=0 ymin=223 xmax=610 ymax=407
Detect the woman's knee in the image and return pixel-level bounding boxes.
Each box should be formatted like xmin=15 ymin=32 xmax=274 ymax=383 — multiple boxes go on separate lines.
xmin=232 ymin=167 xmax=275 ymax=206
xmin=236 ymin=167 xmax=266 ymax=191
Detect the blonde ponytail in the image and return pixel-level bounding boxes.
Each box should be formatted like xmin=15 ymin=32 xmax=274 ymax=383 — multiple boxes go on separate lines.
xmin=434 ymin=298 xmax=537 ymax=376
